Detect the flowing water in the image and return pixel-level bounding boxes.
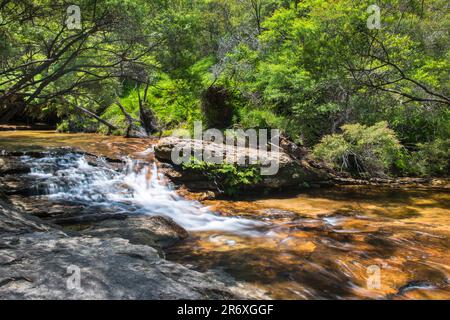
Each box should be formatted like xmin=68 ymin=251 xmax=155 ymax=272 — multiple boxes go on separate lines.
xmin=1 ymin=130 xmax=449 ymax=299
xmin=15 ymin=150 xmax=263 ymax=234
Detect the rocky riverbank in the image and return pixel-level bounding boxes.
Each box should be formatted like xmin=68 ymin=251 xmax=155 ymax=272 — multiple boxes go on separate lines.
xmin=0 ymin=150 xmax=256 ymax=300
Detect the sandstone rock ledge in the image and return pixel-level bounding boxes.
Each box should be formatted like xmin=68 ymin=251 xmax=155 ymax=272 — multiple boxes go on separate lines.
xmin=154 ymin=137 xmax=334 ymax=192
xmin=0 ymin=196 xmax=240 ymax=300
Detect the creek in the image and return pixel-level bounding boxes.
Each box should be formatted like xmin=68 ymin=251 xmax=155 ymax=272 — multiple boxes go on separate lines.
xmin=1 ymin=130 xmax=448 ymax=299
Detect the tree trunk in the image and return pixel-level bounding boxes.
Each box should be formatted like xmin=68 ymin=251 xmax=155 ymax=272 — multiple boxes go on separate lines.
xmin=0 ymin=94 xmax=27 ymax=124
xmin=115 ymin=100 xmax=148 ymax=138
xmin=137 ymin=87 xmax=158 ymax=135
xmin=73 ymin=104 xmax=118 ymax=133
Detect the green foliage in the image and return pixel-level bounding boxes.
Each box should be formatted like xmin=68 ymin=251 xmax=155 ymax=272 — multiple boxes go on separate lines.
xmin=313 ymin=122 xmax=403 ymax=176
xmin=411 ymin=139 xmax=450 ymax=176
xmin=56 ymin=121 xmax=70 ymax=133
xmin=100 ymin=89 xmax=141 ymax=133
xmin=182 ymin=158 xmax=262 ymax=196
xmin=219 ymin=0 xmax=449 ymax=145
xmin=145 ymin=76 xmax=202 ymax=130
xmin=1 ymin=0 xmax=449 ymax=177
xmin=237 ymin=108 xmax=285 ymax=130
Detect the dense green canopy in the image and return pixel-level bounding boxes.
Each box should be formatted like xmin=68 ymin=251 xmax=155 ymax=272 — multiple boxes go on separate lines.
xmin=0 ymin=0 xmax=448 ymax=176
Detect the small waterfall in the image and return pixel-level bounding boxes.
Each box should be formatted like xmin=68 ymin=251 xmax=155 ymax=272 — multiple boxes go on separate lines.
xmin=22 ymin=152 xmax=264 ymax=234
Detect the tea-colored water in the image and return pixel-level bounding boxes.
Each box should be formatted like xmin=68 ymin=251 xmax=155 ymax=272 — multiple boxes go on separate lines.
xmin=168 ymin=187 xmax=450 ymax=299
xmin=0 ymin=130 xmax=155 ymax=160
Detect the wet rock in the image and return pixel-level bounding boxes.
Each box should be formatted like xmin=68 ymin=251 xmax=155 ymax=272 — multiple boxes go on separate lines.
xmin=334 ymin=176 xmax=450 ymax=190
xmin=83 ymin=154 xmax=126 ymax=171
xmin=0 ymin=193 xmax=52 ymax=235
xmin=81 ymin=215 xmax=189 ymax=248
xmin=258 ymin=209 xmax=297 ymax=220
xmin=402 ymin=261 xmax=449 ymax=287
xmin=9 ymin=196 xmax=83 ymax=218
xmin=0 ymin=148 xmax=78 ymax=158
xmin=161 ymin=167 xmax=217 ymax=191
xmin=323 ymin=230 xmax=355 ymax=243
xmin=318 ymin=210 xmax=359 ymax=219
xmin=50 ymin=213 xmax=128 ymax=226
xmin=176 ymin=187 xmax=217 ymax=201
xmin=0 ymin=175 xmax=49 ymax=196
xmin=291 ymin=219 xmax=328 ymax=232
xmin=0 ymin=157 xmax=31 ymax=175
xmin=397 ymin=280 xmax=436 ymax=295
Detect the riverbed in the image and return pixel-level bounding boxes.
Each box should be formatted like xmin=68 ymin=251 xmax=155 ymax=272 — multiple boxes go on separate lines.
xmin=1 ymin=130 xmax=449 ymax=299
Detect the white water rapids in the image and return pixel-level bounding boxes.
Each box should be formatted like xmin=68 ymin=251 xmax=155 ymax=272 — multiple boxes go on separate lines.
xmin=22 ymin=151 xmax=265 ymax=235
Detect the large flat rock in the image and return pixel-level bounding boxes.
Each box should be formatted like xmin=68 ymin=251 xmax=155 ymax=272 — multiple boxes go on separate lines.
xmin=155 ymin=137 xmax=333 ymax=191
xmin=81 ymin=215 xmax=189 ymax=248
xmin=0 ymin=195 xmax=240 ymax=299
xmin=0 ymin=232 xmax=237 ymax=299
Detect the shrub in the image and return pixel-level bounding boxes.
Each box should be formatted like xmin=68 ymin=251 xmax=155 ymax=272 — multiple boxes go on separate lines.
xmin=411 ymin=138 xmax=450 ymax=176
xmin=145 ymin=77 xmax=202 ymax=129
xmin=56 ymin=120 xmax=70 ymax=133
xmin=182 ymin=158 xmax=262 ymax=196
xmin=234 ymin=107 xmax=308 ymax=142
xmin=313 ymin=122 xmax=403 ymax=176
xmin=237 ymin=108 xmax=285 ymax=130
